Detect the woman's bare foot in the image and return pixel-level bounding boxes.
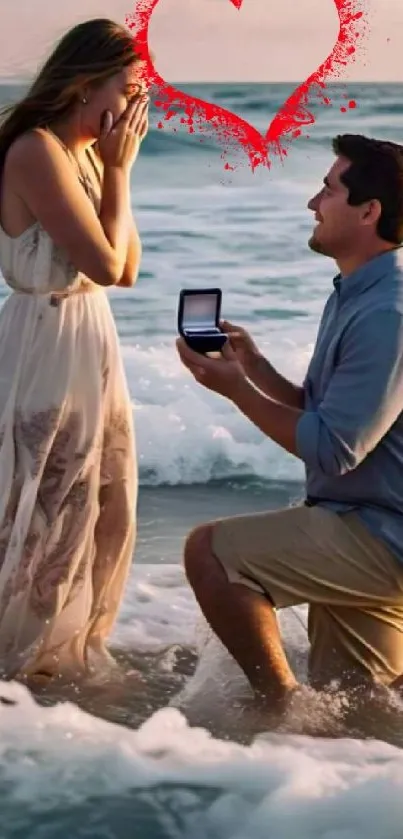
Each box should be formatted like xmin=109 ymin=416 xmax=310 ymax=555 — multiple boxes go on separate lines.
xmin=390 ymin=674 xmax=403 ymax=694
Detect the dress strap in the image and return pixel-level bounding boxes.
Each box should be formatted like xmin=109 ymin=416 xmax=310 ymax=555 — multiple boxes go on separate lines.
xmin=85 ymin=145 xmax=102 ymax=187
xmin=45 ymin=127 xmax=98 ymax=201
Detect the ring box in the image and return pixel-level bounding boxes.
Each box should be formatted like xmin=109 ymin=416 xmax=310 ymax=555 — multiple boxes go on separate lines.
xmin=177 ymin=288 xmax=227 ymax=354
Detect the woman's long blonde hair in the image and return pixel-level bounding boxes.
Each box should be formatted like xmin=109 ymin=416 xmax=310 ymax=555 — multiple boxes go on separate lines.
xmin=0 ymin=18 xmax=139 ymax=171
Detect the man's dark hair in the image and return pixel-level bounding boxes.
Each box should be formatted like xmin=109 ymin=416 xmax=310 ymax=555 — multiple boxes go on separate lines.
xmin=332 ymin=134 xmax=403 ymax=245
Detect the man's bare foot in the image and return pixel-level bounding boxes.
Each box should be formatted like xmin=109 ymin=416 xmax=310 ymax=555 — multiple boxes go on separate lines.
xmin=275 ymin=683 xmax=348 ymax=737
xmin=255 ymin=680 xmax=301 ymax=719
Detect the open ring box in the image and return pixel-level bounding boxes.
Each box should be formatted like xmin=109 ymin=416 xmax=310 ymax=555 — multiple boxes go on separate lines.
xmin=177 ymin=288 xmax=227 ymax=355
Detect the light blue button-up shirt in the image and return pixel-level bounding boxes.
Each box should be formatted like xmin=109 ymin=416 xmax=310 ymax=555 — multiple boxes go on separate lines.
xmin=296 ymin=248 xmax=403 ymax=563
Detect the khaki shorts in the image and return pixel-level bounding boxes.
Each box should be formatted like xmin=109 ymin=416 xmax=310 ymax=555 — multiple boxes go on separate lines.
xmin=212 ymin=504 xmax=403 ymax=687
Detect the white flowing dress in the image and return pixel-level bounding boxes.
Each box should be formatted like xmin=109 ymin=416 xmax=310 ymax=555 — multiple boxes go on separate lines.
xmin=0 ymin=176 xmax=137 ymax=681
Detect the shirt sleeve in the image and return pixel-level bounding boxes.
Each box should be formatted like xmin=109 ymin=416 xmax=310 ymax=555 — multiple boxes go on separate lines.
xmin=296 ymin=308 xmax=403 ymax=476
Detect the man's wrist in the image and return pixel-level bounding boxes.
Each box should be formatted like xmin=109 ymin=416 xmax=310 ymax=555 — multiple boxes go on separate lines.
xmin=231 ymin=375 xmax=255 ymax=408
xmin=243 ymin=347 xmax=263 ymax=373
xmin=244 ymin=351 xmax=273 ymax=389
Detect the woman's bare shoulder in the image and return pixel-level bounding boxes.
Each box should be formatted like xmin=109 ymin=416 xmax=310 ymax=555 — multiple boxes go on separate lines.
xmin=6 ymin=129 xmax=65 ymax=176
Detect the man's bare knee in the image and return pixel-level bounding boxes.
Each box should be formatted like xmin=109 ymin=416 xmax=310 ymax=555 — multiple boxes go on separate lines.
xmin=184 ymin=523 xmax=216 ymax=587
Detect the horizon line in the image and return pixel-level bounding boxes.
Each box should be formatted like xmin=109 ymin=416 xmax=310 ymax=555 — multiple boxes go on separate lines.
xmin=0 ymin=77 xmax=401 ymax=86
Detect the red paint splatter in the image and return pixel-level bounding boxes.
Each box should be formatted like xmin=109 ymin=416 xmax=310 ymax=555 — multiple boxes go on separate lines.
xmin=126 ymin=0 xmax=368 ymax=171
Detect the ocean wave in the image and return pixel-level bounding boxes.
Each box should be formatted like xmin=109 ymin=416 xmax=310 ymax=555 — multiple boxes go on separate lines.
xmin=142 ymin=125 xmax=220 ymax=157
xmin=141 ymin=87 xmax=403 ymax=160
xmin=1 ymin=81 xmax=401 ymax=165
xmin=121 ymin=341 xmax=307 ymax=488
xmin=0 ymin=679 xmax=402 ymax=839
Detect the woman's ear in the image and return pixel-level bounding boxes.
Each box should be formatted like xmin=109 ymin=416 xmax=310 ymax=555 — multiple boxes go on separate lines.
xmin=79 ymin=87 xmax=90 ymax=106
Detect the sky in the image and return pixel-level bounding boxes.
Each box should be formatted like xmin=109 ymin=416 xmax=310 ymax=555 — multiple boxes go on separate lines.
xmin=0 ymin=0 xmax=401 ymax=82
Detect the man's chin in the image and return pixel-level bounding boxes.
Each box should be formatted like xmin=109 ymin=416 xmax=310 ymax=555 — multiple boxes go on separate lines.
xmin=308 ymin=234 xmax=330 ymax=256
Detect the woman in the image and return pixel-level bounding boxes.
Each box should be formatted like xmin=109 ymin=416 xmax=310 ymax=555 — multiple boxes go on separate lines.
xmin=0 ymin=19 xmax=148 ymax=683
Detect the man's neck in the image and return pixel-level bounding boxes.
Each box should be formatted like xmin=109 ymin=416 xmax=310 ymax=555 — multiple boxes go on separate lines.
xmin=336 ymin=243 xmax=398 ymax=278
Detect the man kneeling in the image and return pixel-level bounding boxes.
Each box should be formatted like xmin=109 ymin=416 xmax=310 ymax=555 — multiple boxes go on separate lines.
xmin=176 ymin=135 xmax=403 ymax=708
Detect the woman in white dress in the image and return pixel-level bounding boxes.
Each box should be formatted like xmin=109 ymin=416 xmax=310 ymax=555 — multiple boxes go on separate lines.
xmin=0 ymin=19 xmax=147 ymax=682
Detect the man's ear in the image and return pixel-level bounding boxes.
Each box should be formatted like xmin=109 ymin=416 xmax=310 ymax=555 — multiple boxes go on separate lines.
xmin=361 ymin=198 xmax=382 ymax=228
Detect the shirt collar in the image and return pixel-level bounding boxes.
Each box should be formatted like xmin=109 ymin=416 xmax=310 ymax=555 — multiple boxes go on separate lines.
xmin=333 ymin=247 xmax=403 ymax=300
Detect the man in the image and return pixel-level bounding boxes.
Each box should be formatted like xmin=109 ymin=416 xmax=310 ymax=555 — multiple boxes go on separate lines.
xmin=176 ymin=134 xmax=403 ymax=708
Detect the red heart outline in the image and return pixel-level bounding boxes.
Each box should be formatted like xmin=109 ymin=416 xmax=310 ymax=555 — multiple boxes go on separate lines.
xmin=126 ymin=0 xmax=367 ymax=171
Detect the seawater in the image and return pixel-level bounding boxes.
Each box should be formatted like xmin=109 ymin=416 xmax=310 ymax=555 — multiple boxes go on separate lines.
xmin=0 ymin=82 xmax=403 ymax=838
